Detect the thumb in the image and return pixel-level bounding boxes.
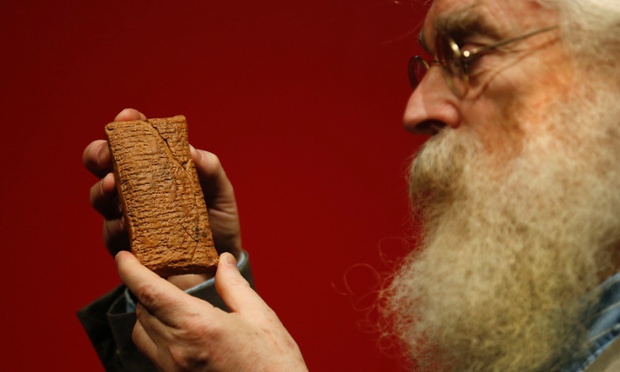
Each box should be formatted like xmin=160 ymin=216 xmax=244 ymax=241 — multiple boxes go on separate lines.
xmin=116 ymin=251 xmax=191 ymax=321
xmin=114 ymin=108 xmax=147 ymax=121
xmin=215 ymin=252 xmax=266 ymax=313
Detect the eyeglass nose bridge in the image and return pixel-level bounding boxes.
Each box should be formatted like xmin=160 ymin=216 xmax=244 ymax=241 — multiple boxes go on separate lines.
xmin=408 ymin=56 xmax=433 ymax=88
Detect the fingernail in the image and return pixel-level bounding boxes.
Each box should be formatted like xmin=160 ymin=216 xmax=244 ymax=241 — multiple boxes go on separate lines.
xmin=103 ymin=172 xmax=114 ymax=187
xmin=190 ymin=145 xmax=203 ymax=162
xmin=114 ymin=108 xmax=130 ymax=121
xmin=114 ymin=251 xmax=123 ymax=265
xmin=221 ymin=252 xmax=237 ymax=267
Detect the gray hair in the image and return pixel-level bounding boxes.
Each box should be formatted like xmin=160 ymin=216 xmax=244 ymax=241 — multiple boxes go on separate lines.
xmin=536 ymin=0 xmax=620 ymax=74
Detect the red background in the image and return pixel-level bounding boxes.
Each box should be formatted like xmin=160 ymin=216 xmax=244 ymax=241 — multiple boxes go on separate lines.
xmin=0 ymin=1 xmax=429 ymax=370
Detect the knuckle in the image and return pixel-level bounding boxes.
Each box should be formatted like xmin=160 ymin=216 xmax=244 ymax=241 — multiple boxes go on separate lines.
xmin=169 ymin=344 xmax=210 ymax=371
xmin=95 ymin=141 xmax=110 ymax=164
xmin=104 ymin=218 xmax=123 ymax=237
xmin=104 ymin=221 xmax=129 ymax=255
xmin=135 ymin=283 xmax=160 ymax=310
xmin=258 ymin=306 xmax=279 ymax=324
xmin=89 ymin=181 xmax=102 ymax=207
xmin=82 ymin=145 xmax=92 ymax=166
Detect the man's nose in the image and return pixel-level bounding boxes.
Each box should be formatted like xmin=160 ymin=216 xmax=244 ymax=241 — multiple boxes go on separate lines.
xmin=403 ymin=66 xmax=460 ymax=135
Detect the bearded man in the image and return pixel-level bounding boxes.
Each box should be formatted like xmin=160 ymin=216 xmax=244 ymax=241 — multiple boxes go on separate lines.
xmin=382 ymin=0 xmax=620 ymax=371
xmin=79 ymin=0 xmax=620 ymax=371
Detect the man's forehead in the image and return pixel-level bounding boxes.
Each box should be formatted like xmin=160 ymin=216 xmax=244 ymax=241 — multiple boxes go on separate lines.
xmin=420 ymin=0 xmax=551 ymax=49
xmin=425 ymin=6 xmax=498 ymax=39
xmin=424 ymin=0 xmax=502 ymax=36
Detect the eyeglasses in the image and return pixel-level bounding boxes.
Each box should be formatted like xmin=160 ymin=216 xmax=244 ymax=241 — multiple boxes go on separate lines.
xmin=409 ymin=26 xmax=558 ymax=97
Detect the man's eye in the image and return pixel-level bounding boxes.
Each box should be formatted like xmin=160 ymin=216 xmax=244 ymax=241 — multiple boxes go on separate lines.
xmin=459 ymin=44 xmax=487 ymax=77
xmin=459 ymin=42 xmax=483 ymax=56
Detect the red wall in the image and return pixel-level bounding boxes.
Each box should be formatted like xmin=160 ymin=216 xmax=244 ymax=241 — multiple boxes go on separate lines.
xmin=0 ymin=1 xmax=429 ymax=370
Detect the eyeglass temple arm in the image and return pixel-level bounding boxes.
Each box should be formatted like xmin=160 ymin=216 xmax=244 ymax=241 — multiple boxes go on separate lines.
xmin=464 ymin=25 xmax=559 ymax=60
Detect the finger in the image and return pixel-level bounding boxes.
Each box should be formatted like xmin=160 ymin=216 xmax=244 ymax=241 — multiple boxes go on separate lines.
xmin=215 ymin=252 xmax=267 ymax=313
xmin=190 ymin=147 xmax=236 ymax=209
xmin=83 ymin=109 xmax=146 ymax=178
xmin=132 ymin=311 xmax=160 ymax=363
xmin=89 ymin=173 xmax=122 ymax=219
xmin=190 ymin=147 xmax=241 ymax=256
xmin=134 ymin=303 xmax=174 ymax=346
xmin=103 ymin=218 xmax=130 ymax=255
xmin=114 ymin=108 xmax=147 ymax=121
xmin=115 ymin=251 xmax=202 ymax=325
xmin=83 ymin=140 xmax=112 ymax=179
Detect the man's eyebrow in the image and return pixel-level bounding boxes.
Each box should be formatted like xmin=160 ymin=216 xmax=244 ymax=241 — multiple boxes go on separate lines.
xmin=417 ymin=7 xmax=502 ymax=52
xmin=434 ymin=7 xmax=501 ymax=40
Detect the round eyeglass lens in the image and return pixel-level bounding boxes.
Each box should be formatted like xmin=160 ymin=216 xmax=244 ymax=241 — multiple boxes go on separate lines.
xmin=435 ymin=32 xmax=467 ymax=96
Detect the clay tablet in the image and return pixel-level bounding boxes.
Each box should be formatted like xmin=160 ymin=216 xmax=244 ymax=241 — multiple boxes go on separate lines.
xmin=105 ymin=115 xmax=218 ymax=277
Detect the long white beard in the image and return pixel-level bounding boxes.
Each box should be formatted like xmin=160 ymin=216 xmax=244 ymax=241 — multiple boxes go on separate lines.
xmin=382 ymin=87 xmax=620 ymax=371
